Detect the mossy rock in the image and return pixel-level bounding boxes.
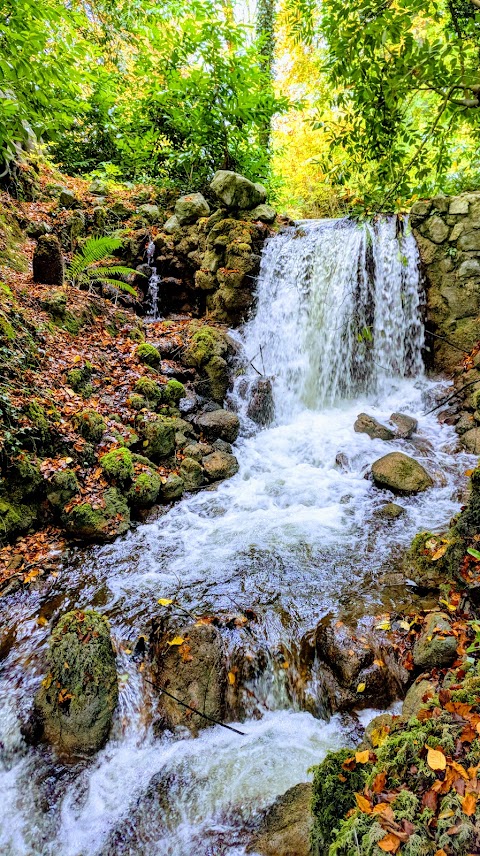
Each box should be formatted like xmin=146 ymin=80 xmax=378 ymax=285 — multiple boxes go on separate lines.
xmin=371 ymin=452 xmax=433 ymax=495
xmin=179 ymin=456 xmax=204 ymax=490
xmin=184 ymin=325 xmax=228 ymax=369
xmin=63 ymin=488 xmax=130 ymax=541
xmin=127 ymin=393 xmax=148 ymax=411
xmin=163 ymin=379 xmax=185 ymax=405
xmin=311 ymin=748 xmax=369 ymax=855
xmin=46 ymin=469 xmax=79 ymax=509
xmin=10 ymin=452 xmax=43 ymax=495
xmin=24 ymin=401 xmax=57 ymax=453
xmin=74 ymin=409 xmax=107 ymax=444
xmin=135 ymin=343 xmax=161 ymax=367
xmin=34 ymin=609 xmax=118 ymax=757
xmin=138 ymin=416 xmax=176 ymax=461
xmin=127 ymin=469 xmax=162 ymax=508
xmin=0 ymin=497 xmax=39 ymax=543
xmin=204 ymin=355 xmax=229 ymax=402
xmin=40 ymin=290 xmax=67 ymax=319
xmin=134 ymin=377 xmax=163 ymax=403
xmin=100 ymin=448 xmax=134 ymax=483
xmin=160 ymin=473 xmax=184 ymax=501
xmin=67 ymin=362 xmax=93 ymax=394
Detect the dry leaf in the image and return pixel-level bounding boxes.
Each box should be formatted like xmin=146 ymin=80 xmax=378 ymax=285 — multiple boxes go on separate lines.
xmin=354 ymin=793 xmax=372 ymax=814
xmin=378 ymin=833 xmax=401 ymax=853
xmin=355 ymin=750 xmax=370 ymax=764
xmin=228 ymin=671 xmax=236 ymax=685
xmin=167 ymin=636 xmax=184 ymax=646
xmin=461 ymin=792 xmax=477 ymax=816
xmin=158 ymin=598 xmax=174 ymax=606
xmin=427 ymin=747 xmax=447 ymax=771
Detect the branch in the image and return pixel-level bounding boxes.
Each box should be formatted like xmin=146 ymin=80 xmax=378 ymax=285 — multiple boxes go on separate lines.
xmin=470 ymin=0 xmax=480 ymax=9
xmin=144 ymin=677 xmax=246 ymax=735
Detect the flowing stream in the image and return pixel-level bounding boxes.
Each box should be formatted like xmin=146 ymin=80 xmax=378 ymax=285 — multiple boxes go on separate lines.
xmin=0 ymin=217 xmax=474 ymax=855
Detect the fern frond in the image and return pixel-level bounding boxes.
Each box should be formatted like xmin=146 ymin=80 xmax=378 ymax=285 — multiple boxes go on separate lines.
xmin=89 ymin=265 xmax=140 ymax=278
xmin=69 ymin=236 xmax=123 ymax=278
xmin=96 ymin=278 xmax=137 ymax=296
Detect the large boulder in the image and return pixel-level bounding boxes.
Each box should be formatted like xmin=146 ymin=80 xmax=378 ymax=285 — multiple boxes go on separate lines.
xmin=354 ymin=413 xmax=394 ymax=441
xmin=371 ymin=452 xmax=433 ymax=495
xmin=196 ymin=409 xmax=240 ymax=443
xmin=63 ymin=487 xmax=130 ymax=542
xmin=247 ymin=377 xmax=275 ymax=426
xmin=202 ymin=450 xmax=239 ymax=481
xmin=210 ymin=170 xmax=267 ymax=210
xmin=413 ymin=612 xmax=458 ymax=669
xmin=33 ymin=235 xmax=64 ymax=286
xmin=153 ymin=622 xmax=227 ymax=733
xmin=247 ymin=783 xmax=312 ymax=856
xmin=33 ymin=610 xmax=118 ymax=757
xmin=174 ymin=193 xmax=210 ymax=225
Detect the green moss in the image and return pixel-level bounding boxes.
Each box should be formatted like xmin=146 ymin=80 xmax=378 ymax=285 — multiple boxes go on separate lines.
xmin=10 ymin=452 xmax=42 ymax=494
xmin=0 ymin=314 xmax=15 ymax=342
xmin=127 ymin=326 xmax=145 ymax=343
xmin=40 ymin=290 xmax=67 ymax=319
xmin=63 ymin=487 xmax=130 ymax=541
xmin=127 ymin=470 xmax=162 ymax=507
xmin=311 ymin=748 xmax=369 ymax=855
xmin=0 ymin=496 xmax=38 ymax=543
xmin=163 ymin=379 xmax=185 ymax=405
xmin=184 ymin=325 xmax=228 ymax=368
xmin=134 ymin=377 xmax=163 ymax=402
xmin=62 ymin=311 xmax=84 ymax=335
xmin=25 ymin=401 xmax=56 ymax=452
xmin=67 ymin=362 xmax=93 ymax=394
xmin=100 ymin=448 xmax=134 ymax=482
xmin=46 ymin=469 xmax=79 ymax=508
xmin=135 ymin=343 xmax=161 ymax=367
xmin=161 ymin=473 xmax=184 ymax=501
xmin=138 ymin=416 xmax=176 ymax=461
xmin=127 ymin=393 xmax=148 ymax=411
xmin=73 ymin=409 xmax=106 ymax=443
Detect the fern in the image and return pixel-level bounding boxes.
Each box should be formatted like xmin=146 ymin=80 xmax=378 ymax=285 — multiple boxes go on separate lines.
xmin=67 ymin=235 xmax=145 ymax=300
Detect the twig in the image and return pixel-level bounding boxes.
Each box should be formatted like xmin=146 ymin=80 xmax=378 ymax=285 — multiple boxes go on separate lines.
xmin=425 ymin=330 xmax=471 ymax=354
xmin=423 ymin=378 xmax=480 ymax=416
xmin=144 ymin=677 xmax=246 ymax=735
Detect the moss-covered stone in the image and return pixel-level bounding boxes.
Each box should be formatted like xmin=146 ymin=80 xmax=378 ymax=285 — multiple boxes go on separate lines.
xmin=160 ymin=473 xmax=184 ymax=501
xmin=74 ymin=409 xmax=107 ymax=443
xmin=40 ymin=290 xmax=67 ymax=319
xmin=25 ymin=401 xmax=56 ymax=452
xmin=184 ymin=325 xmax=228 ymax=368
xmin=0 ymin=497 xmax=38 ymax=542
xmin=46 ymin=469 xmax=79 ymax=509
xmin=33 ymin=234 xmax=64 ymax=286
xmin=163 ymin=379 xmax=185 ymax=405
xmin=138 ymin=416 xmax=176 ymax=461
xmin=180 ymin=456 xmax=204 ymax=489
xmin=127 ymin=393 xmax=148 ymax=411
xmin=311 ymin=748 xmax=369 ymax=855
xmin=34 ymin=609 xmax=118 ymax=757
xmin=100 ymin=448 xmax=134 ymax=483
xmin=67 ymin=362 xmax=93 ymax=394
xmin=134 ymin=377 xmax=163 ymax=402
xmin=127 ymin=469 xmax=162 ymax=508
xmin=63 ymin=488 xmax=130 ymax=541
xmin=135 ymin=343 xmax=161 ymax=367
xmin=10 ymin=452 xmax=42 ymax=495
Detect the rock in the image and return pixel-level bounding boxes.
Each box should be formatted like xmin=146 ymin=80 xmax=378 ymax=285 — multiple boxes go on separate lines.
xmin=175 ymin=193 xmax=210 ymax=226
xmin=137 ymin=204 xmax=160 ymax=223
xmin=63 ymin=488 xmax=130 ymax=541
xmin=213 ymin=438 xmax=233 ymax=454
xmin=210 ymin=170 xmax=267 ymax=210
xmin=373 ymin=502 xmax=405 ymax=520
xmin=456 ymin=412 xmax=475 ymax=435
xmin=449 ymin=197 xmax=470 ymax=215
xmin=33 ymin=235 xmax=64 ymax=286
xmin=245 ymin=203 xmax=277 ymax=224
xmin=458 ymin=259 xmax=480 ymax=278
xmin=161 ymin=473 xmax=184 ymax=501
xmin=371 ymin=452 xmax=433 ymax=495
xmin=26 ymin=221 xmax=51 ymax=239
xmin=460 ymin=427 xmax=480 ymax=453
xmin=247 ymin=783 xmax=312 ymax=856
xmin=247 ymin=378 xmax=275 ymax=426
xmin=202 ymin=451 xmax=239 ymax=481
xmin=59 ymin=187 xmax=80 ymax=208
xmin=362 ymin=714 xmax=394 ymax=749
xmin=179 ymin=456 xmax=204 ymax=489
xmin=413 ymin=612 xmax=458 ymax=669
xmin=163 ymin=214 xmax=180 ymax=234
xmin=196 ymin=409 xmax=240 ymax=443
xmin=153 ymin=622 xmax=226 ymax=733
xmin=423 ymin=215 xmax=450 ymax=244
xmin=402 ymin=679 xmax=436 ymax=719
xmin=89 ymin=179 xmax=108 ymax=195
xmin=138 ymin=416 xmax=176 ymax=461
xmin=354 ymin=413 xmax=395 ymax=441
xmin=410 ymin=200 xmax=432 ymax=223
xmin=41 ymin=289 xmax=67 ymax=318
xmin=316 ymin=620 xmax=373 ymax=687
xmin=182 ymin=442 xmax=213 ymax=461
xmin=205 ymin=355 xmax=230 ymax=402
xmin=390 ymin=412 xmax=418 ymax=439
xmin=34 ymin=610 xmax=118 ymax=757
xmin=46 ymin=469 xmax=79 ymax=509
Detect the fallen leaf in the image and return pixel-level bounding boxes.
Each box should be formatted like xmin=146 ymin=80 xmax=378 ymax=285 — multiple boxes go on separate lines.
xmin=355 ymin=750 xmax=370 ymax=764
xmin=356 ymin=682 xmax=366 ymax=693
xmin=378 ymin=833 xmax=401 ymax=853
xmin=354 ymin=793 xmax=372 ymax=814
xmin=158 ymin=598 xmax=174 ymax=606
xmin=427 ymin=747 xmax=447 ymax=771
xmin=228 ymin=671 xmax=236 ymax=685
xmin=167 ymin=636 xmax=184 ymax=646
xmin=461 ymin=792 xmax=477 ymax=816
xmin=372 ymin=771 xmax=387 ymax=793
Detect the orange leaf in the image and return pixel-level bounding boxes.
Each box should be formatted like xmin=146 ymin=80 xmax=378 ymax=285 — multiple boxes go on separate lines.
xmin=427 ymin=747 xmax=447 ymax=771
xmin=354 ymin=793 xmax=372 ymax=814
xmin=355 ymin=750 xmax=370 ymax=764
xmin=378 ymin=834 xmax=401 ymax=853
xmin=372 ymin=771 xmax=387 ymax=794
xmin=461 ymin=793 xmax=477 ymax=816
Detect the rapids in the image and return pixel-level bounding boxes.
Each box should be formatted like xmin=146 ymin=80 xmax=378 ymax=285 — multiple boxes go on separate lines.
xmin=0 ymin=217 xmax=474 ymax=855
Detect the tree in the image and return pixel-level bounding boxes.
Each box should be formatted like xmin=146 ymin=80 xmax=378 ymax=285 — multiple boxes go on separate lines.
xmin=256 ymin=0 xmax=276 ymax=150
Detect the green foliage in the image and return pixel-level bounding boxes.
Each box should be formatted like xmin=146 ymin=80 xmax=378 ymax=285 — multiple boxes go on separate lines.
xmin=68 ymin=236 xmax=140 ymax=298
xmin=310 ymin=748 xmax=369 ymax=854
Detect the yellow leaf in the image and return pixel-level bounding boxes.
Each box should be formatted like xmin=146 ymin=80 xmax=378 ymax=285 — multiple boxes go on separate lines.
xmin=158 ymin=598 xmax=174 ymax=606
xmin=356 ymin=682 xmax=366 ymax=693
xmin=427 ymin=747 xmax=446 ymax=771
xmin=461 ymin=792 xmax=477 ymax=816
xmin=370 ymin=725 xmax=390 ymax=748
xmin=375 ymin=621 xmax=391 ymax=631
xmin=167 ymin=636 xmax=184 ymax=646
xmin=373 ymin=658 xmax=385 ymax=668
xmin=228 ymin=671 xmax=236 ymax=685
xmin=42 ymin=673 xmax=53 ymax=689
xmin=37 ymin=616 xmax=48 ymax=627
xmin=354 ymin=793 xmax=372 ymax=813
xmin=355 ymin=750 xmax=370 ymax=764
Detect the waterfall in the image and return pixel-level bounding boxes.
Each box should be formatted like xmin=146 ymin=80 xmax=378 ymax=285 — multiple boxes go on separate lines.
xmin=145 ymin=241 xmax=161 ymax=321
xmin=236 ymin=217 xmax=424 ymax=420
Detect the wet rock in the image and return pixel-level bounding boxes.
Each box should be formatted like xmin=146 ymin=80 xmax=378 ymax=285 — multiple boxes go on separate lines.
xmin=175 ymin=193 xmax=210 ymax=225
xmin=390 ymin=412 xmax=418 ymax=439
xmin=152 ymin=622 xmax=226 ymax=733
xmin=371 ymin=452 xmax=433 ymax=495
xmin=362 ymin=713 xmax=394 ymax=749
xmin=247 ymin=782 xmax=312 ymax=856
xmin=203 ymin=451 xmax=239 ymax=481
xmin=413 ymin=612 xmax=457 ymax=669
xmin=247 ymin=377 xmax=275 ymax=426
xmin=137 ymin=416 xmax=176 ymax=460
xmin=213 ymin=438 xmax=233 ymax=453
xmin=405 ymin=531 xmax=452 ymax=589
xmin=33 ymin=235 xmax=64 ymax=286
xmin=373 ymin=502 xmax=405 ymax=520
xmin=63 ymin=487 xmax=130 ymax=541
xmin=354 ymin=413 xmax=394 ymax=441
xmin=316 ymin=620 xmax=373 ymax=686
xmin=460 ymin=427 xmax=480 ymax=453
xmin=456 ymin=413 xmax=475 ymax=435
xmin=182 ymin=442 xmax=214 ymax=462
xmin=422 ymin=215 xmax=450 ymax=244
xmin=402 ymin=679 xmax=436 ymax=719
xmin=33 ymin=610 xmax=118 ymax=757
xmin=196 ymin=409 xmax=240 ymax=443
xmin=179 ymin=456 xmax=204 ymax=489
xmin=210 ymin=170 xmax=267 ymax=210
xmin=160 ymin=473 xmax=184 ymax=501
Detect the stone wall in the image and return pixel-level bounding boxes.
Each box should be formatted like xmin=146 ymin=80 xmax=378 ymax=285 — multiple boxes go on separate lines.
xmin=411 ymin=192 xmax=480 ymax=371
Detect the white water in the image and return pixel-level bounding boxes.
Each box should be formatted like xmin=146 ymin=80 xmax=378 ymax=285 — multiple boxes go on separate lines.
xmin=0 ymin=218 xmax=474 ymax=855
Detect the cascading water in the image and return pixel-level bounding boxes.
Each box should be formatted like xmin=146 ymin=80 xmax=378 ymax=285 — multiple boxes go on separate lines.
xmin=145 ymin=240 xmax=162 ymax=321
xmin=0 ymin=218 xmax=475 ymax=856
